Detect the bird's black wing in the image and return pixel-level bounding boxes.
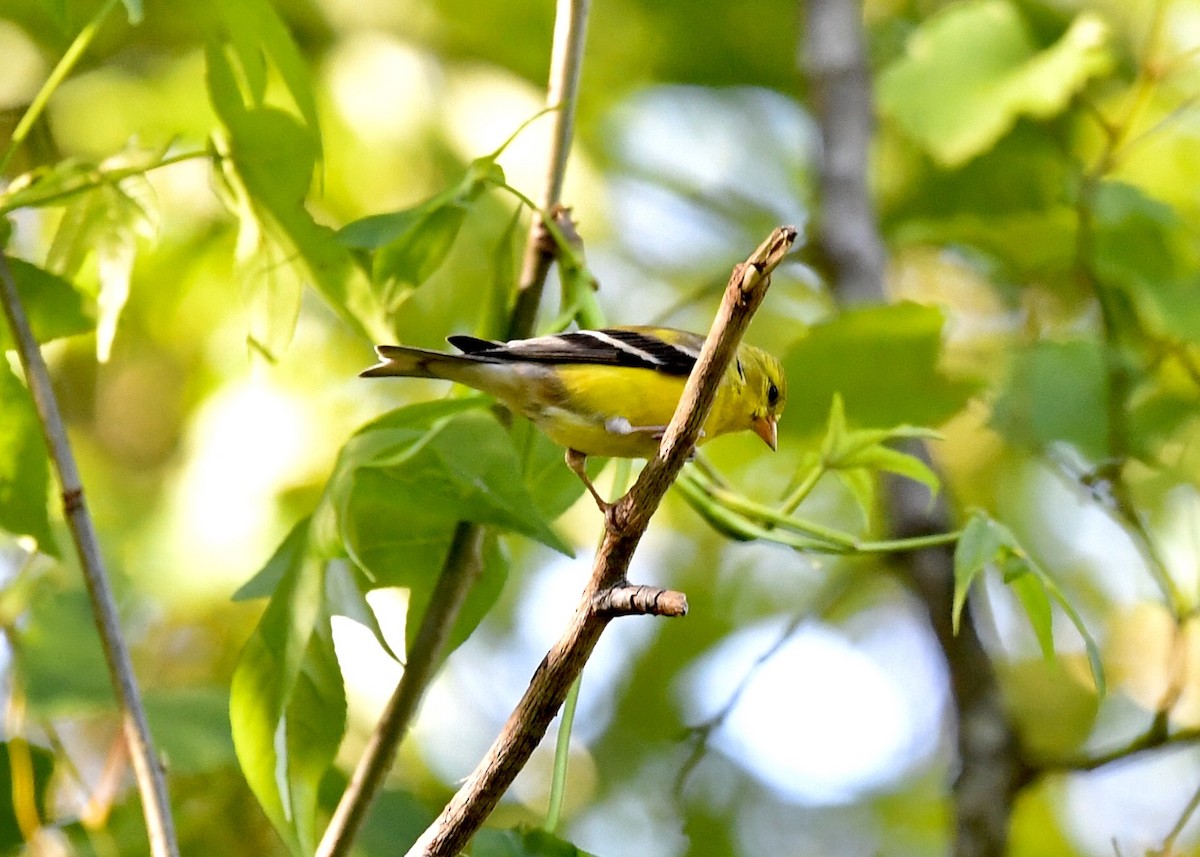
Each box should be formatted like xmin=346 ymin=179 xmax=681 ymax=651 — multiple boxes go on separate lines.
xmin=447 ymin=328 xmax=701 ymax=376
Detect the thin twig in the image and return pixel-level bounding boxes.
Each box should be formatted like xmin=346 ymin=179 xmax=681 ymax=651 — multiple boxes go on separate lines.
xmin=0 ymin=149 xmax=212 ymax=216
xmin=316 ymin=3 xmax=592 ymax=853
xmin=1153 ymin=778 xmax=1200 ymax=857
xmin=1031 ymin=726 xmax=1200 ymax=775
xmin=672 ymin=577 xmax=855 ymax=796
xmin=506 ymin=0 xmax=591 ymax=340
xmin=0 ymin=254 xmax=179 ymax=857
xmin=404 ymin=226 xmax=796 ymax=857
xmin=0 ymin=0 xmax=120 ymax=176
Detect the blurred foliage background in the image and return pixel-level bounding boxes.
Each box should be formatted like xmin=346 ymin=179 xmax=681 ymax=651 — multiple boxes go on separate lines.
xmin=2 ymin=0 xmax=1200 ymax=855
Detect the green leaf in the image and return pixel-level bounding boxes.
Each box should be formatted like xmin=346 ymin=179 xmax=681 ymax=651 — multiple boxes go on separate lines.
xmin=404 ymin=530 xmax=510 ymax=658
xmin=0 ymin=366 xmax=56 ymax=554
xmin=338 ymin=157 xmax=503 ymax=251
xmin=878 ymin=0 xmax=1112 ymax=166
xmin=991 ymin=340 xmax=1109 ymax=459
xmin=781 ymin=302 xmax=978 ymax=437
xmin=241 ymin=239 xmax=305 ymax=362
xmin=473 ymin=827 xmax=599 ymax=857
xmin=952 ymin=511 xmax=1105 ymax=694
xmin=952 ymin=512 xmax=1004 ymax=634
xmin=373 ymin=203 xmax=469 ymax=308
xmin=512 ymin=419 xmax=586 ymax=523
xmin=229 ymin=521 xmax=331 ymax=856
xmin=211 ymin=0 xmax=321 ymax=147
xmin=1 ymin=259 xmax=91 ymax=349
xmin=834 ymin=467 xmax=877 ymax=527
xmin=206 ymin=42 xmax=381 ymax=345
xmin=1002 ymin=556 xmax=1056 ymax=664
xmin=483 ymin=206 xmax=523 ymax=340
xmin=819 ymin=393 xmax=848 ymax=460
xmin=337 ymin=157 xmax=504 ymax=314
xmin=339 ymin=480 xmax=457 ymax=589
xmin=342 ymin=411 xmax=573 ymax=561
xmin=233 ymin=517 xmax=310 ymax=601
xmin=350 ymin=397 xmax=489 ymax=441
xmin=60 ymin=183 xmax=155 ymax=362
xmin=836 ymin=443 xmax=941 ymax=500
xmin=282 ymin=614 xmax=346 ymax=856
xmin=325 ymin=559 xmax=400 ymax=662
xmin=1091 ymin=181 xmax=1200 ymax=346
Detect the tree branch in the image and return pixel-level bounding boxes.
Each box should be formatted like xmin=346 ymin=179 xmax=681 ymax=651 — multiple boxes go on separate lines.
xmin=800 ymin=3 xmax=1023 ymax=855
xmin=0 ymin=254 xmax=179 ymax=857
xmin=317 ymin=3 xmax=592 ymax=853
xmin=889 ymin=463 xmax=1028 ymax=857
xmin=404 ymin=226 xmax=796 ymax=857
xmin=800 ymin=0 xmax=886 ymax=305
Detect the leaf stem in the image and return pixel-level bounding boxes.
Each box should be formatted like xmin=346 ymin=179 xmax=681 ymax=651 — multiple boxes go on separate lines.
xmin=0 ymin=0 xmax=121 ymax=176
xmin=853 ymin=531 xmax=961 ymax=553
xmin=0 ymin=149 xmax=212 ymax=215
xmin=0 ymin=253 xmax=179 ymax=857
xmin=778 ymin=461 xmax=827 ymax=516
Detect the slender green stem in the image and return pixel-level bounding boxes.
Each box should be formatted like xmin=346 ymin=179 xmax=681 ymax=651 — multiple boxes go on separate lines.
xmin=0 ymin=0 xmax=121 ymax=176
xmin=681 ymin=472 xmax=962 ymax=555
xmin=0 ymin=150 xmax=211 ymax=215
xmin=855 ymin=531 xmax=961 ymax=553
xmin=543 ymin=676 xmax=581 ymax=833
xmin=692 ymin=475 xmax=856 ymax=548
xmin=544 ymin=456 xmax=628 ymax=834
xmin=1153 ymin=779 xmax=1200 ymax=857
xmin=674 ymin=476 xmax=849 ymax=553
xmin=778 ymin=461 xmax=827 ymax=516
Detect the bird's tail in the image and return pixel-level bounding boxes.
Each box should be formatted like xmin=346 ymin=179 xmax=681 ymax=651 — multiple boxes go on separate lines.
xmin=359 ymin=345 xmax=485 ymax=379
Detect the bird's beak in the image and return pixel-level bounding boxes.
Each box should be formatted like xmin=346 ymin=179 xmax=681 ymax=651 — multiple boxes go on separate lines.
xmin=752 ymin=415 xmax=778 ymax=451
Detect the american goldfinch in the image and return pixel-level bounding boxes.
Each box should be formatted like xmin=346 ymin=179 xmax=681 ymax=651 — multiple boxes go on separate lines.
xmin=361 ymin=326 xmax=787 ymax=509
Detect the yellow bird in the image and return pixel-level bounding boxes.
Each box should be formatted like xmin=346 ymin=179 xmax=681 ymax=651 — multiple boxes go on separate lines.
xmin=361 ymin=326 xmax=787 ymax=509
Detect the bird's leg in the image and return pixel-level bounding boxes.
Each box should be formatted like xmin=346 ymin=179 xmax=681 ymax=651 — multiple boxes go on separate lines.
xmin=565 ymin=448 xmax=609 ymax=513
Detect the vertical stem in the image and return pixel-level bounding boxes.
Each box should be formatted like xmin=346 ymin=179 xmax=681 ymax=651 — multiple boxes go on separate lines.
xmin=507 ymin=0 xmax=591 ymax=340
xmin=0 ymin=254 xmax=179 ymax=857
xmin=0 ymin=0 xmax=120 ymax=175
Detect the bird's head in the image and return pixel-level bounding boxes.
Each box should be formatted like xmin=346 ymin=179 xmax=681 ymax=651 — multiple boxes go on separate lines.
xmin=743 ymin=347 xmax=787 ymax=450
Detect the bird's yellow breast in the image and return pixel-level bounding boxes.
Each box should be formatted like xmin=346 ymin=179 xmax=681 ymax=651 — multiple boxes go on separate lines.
xmin=527 ymin=364 xmax=749 ymax=458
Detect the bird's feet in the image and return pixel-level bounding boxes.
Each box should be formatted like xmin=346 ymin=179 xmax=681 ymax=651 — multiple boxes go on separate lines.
xmin=565 ymin=448 xmax=610 ymax=514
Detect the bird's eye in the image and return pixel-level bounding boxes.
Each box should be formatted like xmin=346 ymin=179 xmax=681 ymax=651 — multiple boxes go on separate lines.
xmin=767 ymin=382 xmax=780 ymax=407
